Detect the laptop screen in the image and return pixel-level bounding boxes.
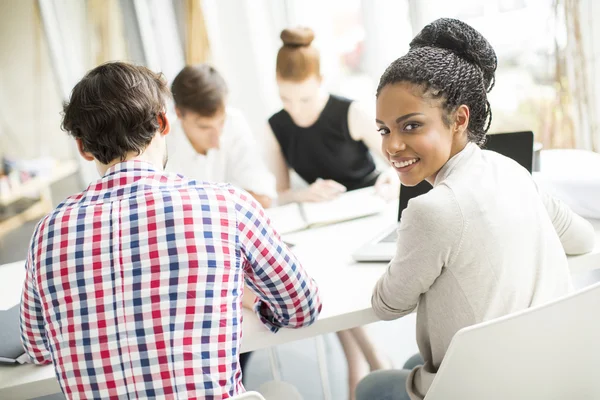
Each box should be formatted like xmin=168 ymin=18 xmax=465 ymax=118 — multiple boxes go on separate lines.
xmin=397 ymin=131 xmax=534 ymax=221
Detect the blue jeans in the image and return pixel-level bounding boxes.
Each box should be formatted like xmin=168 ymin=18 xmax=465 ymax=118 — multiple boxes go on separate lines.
xmin=355 ymin=354 xmax=423 ymax=400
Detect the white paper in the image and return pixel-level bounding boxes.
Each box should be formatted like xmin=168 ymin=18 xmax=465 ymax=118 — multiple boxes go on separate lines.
xmin=301 ymin=187 xmax=387 ymax=228
xmin=264 ymin=203 xmax=307 ymax=234
xmin=0 ymin=261 xmax=25 ymax=310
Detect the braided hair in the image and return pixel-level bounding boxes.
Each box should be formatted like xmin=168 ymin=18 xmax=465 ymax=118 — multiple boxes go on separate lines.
xmin=377 ymin=18 xmax=497 ymax=146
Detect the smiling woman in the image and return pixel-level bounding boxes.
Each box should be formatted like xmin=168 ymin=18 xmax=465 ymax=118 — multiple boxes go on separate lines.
xmin=357 ymin=18 xmax=595 ymax=400
xmin=374 ymin=16 xmax=497 ymax=187
xmin=375 ymin=84 xmax=470 ymax=187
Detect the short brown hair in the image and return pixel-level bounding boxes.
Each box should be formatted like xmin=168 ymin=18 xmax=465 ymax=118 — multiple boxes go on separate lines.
xmin=171 ymin=64 xmax=227 ymax=116
xmin=61 ymin=62 xmax=170 ymax=164
xmin=276 ymin=27 xmax=320 ymax=82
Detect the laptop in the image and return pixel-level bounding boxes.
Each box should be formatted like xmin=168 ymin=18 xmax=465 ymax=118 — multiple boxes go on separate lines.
xmin=352 ymin=131 xmax=535 ymax=262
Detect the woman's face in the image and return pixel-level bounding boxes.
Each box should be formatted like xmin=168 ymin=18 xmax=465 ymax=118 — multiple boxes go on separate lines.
xmin=277 ymin=76 xmax=324 ymax=127
xmin=376 ymin=82 xmax=469 ymax=186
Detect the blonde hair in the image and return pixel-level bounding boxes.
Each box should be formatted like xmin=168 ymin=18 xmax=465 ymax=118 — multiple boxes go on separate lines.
xmin=276 ymin=27 xmax=320 ymax=82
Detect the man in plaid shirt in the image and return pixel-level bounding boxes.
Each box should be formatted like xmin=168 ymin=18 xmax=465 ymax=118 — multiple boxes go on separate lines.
xmin=20 ymin=62 xmax=322 ymax=399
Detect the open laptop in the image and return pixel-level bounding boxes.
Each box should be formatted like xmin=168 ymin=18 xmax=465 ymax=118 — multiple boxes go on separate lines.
xmin=352 ymin=131 xmax=535 ymax=262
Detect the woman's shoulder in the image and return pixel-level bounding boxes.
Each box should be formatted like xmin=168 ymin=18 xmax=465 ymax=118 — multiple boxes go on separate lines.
xmin=329 ymin=93 xmax=353 ymax=104
xmin=268 ymin=106 xmax=291 ymax=121
xmin=402 ymin=184 xmax=463 ymax=230
xmin=268 ymin=108 xmax=292 ymax=132
xmin=327 ymin=94 xmax=354 ymax=113
xmin=398 ymin=184 xmax=465 ymax=257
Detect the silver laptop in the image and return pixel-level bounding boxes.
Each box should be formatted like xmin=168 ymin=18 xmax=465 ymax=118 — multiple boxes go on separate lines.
xmin=353 ymin=131 xmax=535 ymax=262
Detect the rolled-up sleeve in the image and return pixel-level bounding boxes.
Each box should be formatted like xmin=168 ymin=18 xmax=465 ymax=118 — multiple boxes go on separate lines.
xmin=20 ymin=222 xmax=52 ymax=364
xmin=536 ymin=184 xmax=596 ymax=255
xmin=231 ymin=188 xmax=322 ymax=332
xmin=372 ymin=186 xmax=463 ymax=320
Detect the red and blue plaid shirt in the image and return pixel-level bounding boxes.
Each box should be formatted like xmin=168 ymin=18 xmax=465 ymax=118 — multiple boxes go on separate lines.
xmin=20 ymin=161 xmax=321 ymax=399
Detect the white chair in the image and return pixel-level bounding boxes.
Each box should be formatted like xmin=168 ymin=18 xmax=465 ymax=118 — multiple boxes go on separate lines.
xmin=266 ymin=337 xmax=332 ymax=400
xmin=231 ymin=391 xmax=266 ymax=400
xmin=425 ymin=281 xmax=600 ymax=400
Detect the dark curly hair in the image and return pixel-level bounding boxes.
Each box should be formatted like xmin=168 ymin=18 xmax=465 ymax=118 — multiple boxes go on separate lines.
xmin=377 ymin=18 xmax=497 ymax=146
xmin=62 ymin=62 xmax=170 ymax=164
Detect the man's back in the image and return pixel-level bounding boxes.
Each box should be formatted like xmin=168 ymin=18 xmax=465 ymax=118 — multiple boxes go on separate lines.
xmin=21 ymin=161 xmax=320 ymax=399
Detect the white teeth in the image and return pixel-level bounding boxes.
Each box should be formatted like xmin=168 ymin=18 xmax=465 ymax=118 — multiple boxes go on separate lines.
xmin=393 ymin=158 xmax=419 ymax=168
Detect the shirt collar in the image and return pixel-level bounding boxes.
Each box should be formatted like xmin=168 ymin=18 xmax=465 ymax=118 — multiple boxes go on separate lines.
xmin=85 ymin=160 xmax=160 ymax=195
xmin=433 ymin=142 xmax=478 ymax=187
xmin=103 ymin=160 xmax=158 ymax=177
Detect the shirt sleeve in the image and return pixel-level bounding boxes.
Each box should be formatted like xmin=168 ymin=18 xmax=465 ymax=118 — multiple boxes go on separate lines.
xmin=224 ymin=111 xmax=277 ymax=198
xmin=20 ymin=222 xmax=52 ymax=364
xmin=230 ymin=188 xmax=322 ymax=332
xmin=536 ymin=183 xmax=596 ymax=255
xmin=372 ymin=186 xmax=463 ymax=320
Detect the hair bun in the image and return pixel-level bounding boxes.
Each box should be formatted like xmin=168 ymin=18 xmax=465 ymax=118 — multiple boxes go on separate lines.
xmin=410 ymin=18 xmax=497 ymax=91
xmin=281 ymin=27 xmax=315 ymax=47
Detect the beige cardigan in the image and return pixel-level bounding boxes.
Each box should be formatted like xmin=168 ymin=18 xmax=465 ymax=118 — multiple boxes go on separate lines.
xmin=372 ymin=142 xmax=596 ymax=399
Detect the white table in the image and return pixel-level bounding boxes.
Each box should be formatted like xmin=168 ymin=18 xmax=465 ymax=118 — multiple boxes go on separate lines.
xmin=1 ymin=203 xmax=599 ymax=399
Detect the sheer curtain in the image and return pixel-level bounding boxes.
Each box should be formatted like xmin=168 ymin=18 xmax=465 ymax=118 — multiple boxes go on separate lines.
xmin=0 ymin=0 xmax=69 ymax=161
xmin=558 ymin=0 xmax=599 ymax=151
xmin=39 ymin=0 xmax=185 ymax=184
xmin=182 ymin=0 xmax=211 ymax=64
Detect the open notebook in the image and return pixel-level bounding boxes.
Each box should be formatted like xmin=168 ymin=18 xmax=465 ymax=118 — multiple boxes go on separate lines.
xmin=266 ymin=186 xmax=387 ymax=234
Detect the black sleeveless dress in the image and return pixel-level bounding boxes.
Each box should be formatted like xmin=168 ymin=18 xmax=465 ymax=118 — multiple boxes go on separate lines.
xmin=268 ymin=95 xmax=379 ymax=191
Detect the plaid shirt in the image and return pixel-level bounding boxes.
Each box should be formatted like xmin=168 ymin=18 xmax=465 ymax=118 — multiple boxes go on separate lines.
xmin=20 ymin=161 xmax=321 ymax=399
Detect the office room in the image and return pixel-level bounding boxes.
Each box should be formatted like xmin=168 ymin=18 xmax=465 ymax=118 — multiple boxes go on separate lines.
xmin=1 ymin=0 xmax=599 ymax=399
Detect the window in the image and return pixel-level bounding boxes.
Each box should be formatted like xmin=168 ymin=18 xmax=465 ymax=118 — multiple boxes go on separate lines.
xmin=284 ymin=0 xmax=413 ymax=102
xmin=415 ymin=0 xmax=565 ymax=147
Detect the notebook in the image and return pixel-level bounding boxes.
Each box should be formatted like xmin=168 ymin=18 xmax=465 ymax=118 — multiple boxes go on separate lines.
xmin=266 ymin=186 xmax=387 ymax=234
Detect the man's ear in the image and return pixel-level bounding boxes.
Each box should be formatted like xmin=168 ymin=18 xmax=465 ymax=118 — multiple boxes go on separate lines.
xmin=158 ymin=112 xmax=171 ymax=136
xmin=454 ymin=104 xmax=470 ymax=136
xmin=75 ymin=139 xmax=95 ymax=161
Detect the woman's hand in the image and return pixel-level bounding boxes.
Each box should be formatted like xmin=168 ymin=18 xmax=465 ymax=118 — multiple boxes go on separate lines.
xmin=374 ymin=168 xmax=400 ymax=202
xmin=242 ymin=284 xmax=257 ymax=310
xmin=295 ymin=179 xmax=347 ymax=202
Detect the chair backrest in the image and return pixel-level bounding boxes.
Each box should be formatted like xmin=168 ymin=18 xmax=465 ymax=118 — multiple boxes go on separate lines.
xmin=425 ymin=282 xmax=600 ymax=400
xmin=230 ymin=391 xmax=267 ymax=400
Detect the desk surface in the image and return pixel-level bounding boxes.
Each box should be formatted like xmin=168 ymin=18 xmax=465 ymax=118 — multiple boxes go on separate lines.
xmin=1 ymin=204 xmax=599 ymax=399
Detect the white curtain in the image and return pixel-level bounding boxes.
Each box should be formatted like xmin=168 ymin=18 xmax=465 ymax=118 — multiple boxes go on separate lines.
xmin=38 ymin=0 xmax=186 ymax=184
xmin=0 ymin=0 xmax=70 ymax=161
xmin=559 ymin=0 xmax=599 ymax=151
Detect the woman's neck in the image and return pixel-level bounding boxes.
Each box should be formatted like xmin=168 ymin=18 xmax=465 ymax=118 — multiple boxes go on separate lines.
xmin=294 ymin=91 xmax=330 ymax=128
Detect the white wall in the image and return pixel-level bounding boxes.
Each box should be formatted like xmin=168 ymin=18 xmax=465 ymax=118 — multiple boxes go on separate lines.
xmin=0 ymin=0 xmax=72 ymax=161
